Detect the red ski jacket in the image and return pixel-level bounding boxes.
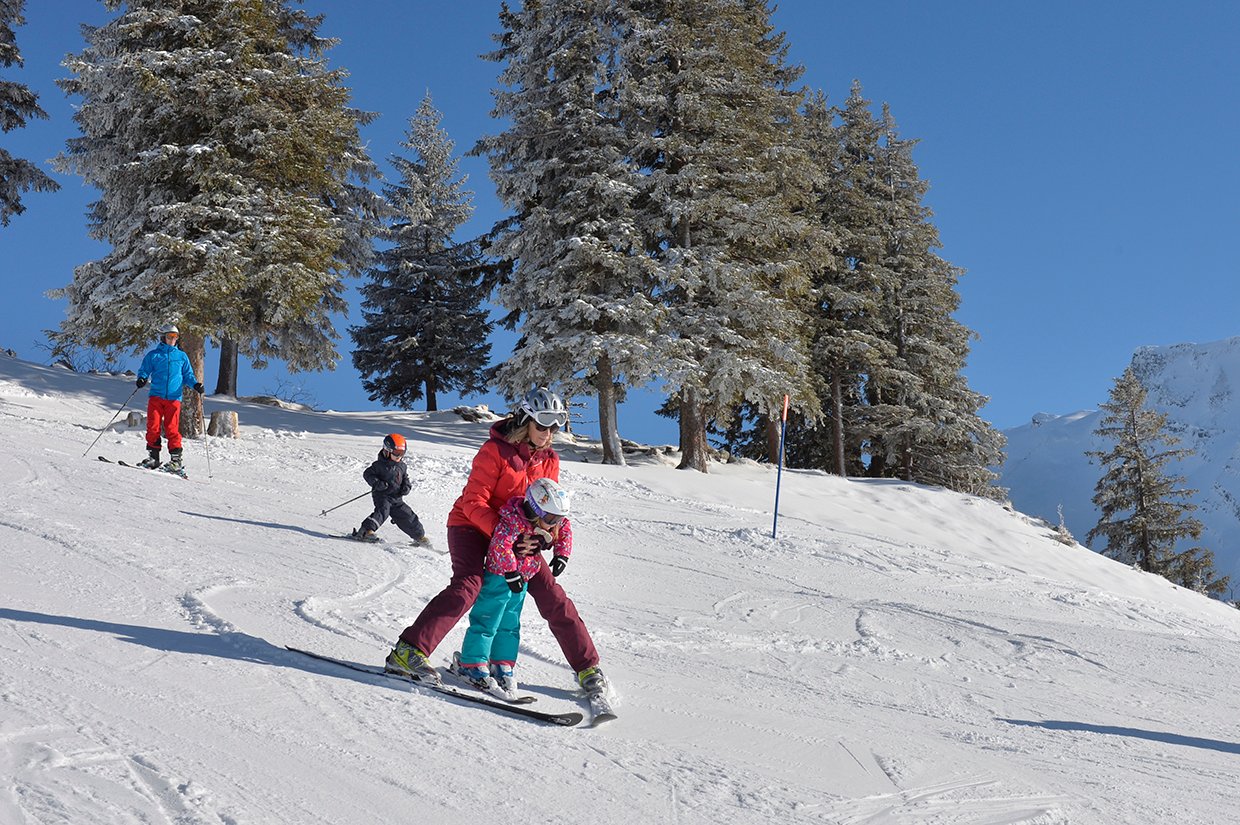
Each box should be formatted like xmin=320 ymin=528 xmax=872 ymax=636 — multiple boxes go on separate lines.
xmin=447 ymin=418 xmax=560 ymax=536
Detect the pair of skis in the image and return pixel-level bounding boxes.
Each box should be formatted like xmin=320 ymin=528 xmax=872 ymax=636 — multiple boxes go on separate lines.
xmin=97 ymin=455 xmax=188 ymax=479
xmin=285 ymin=646 xmax=615 ymax=727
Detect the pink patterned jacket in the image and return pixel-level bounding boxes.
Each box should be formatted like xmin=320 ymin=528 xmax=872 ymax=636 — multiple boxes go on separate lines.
xmin=485 ymin=495 xmax=573 ymax=581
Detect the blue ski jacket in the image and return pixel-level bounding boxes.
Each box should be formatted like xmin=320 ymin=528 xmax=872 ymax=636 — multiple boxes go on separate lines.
xmin=137 ymin=342 xmax=197 ymax=401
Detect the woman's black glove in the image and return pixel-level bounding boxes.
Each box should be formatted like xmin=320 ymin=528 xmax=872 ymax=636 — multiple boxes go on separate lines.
xmin=504 ymin=570 xmax=525 ymax=593
xmin=550 ymin=555 xmax=569 ymax=577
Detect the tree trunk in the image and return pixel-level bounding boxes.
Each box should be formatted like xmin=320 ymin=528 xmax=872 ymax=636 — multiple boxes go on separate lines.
xmin=426 ymin=374 xmax=438 ymax=412
xmin=765 ymin=413 xmax=781 ymax=465
xmin=214 ymin=338 xmax=238 ymax=396
xmin=596 ymin=352 xmax=625 ymax=466
xmin=179 ymin=331 xmax=206 ymax=439
xmin=830 ymin=370 xmax=845 ymax=476
xmin=676 ymin=386 xmax=709 ymax=473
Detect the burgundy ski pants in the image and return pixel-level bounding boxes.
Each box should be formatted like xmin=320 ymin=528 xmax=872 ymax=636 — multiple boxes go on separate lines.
xmin=400 ymin=524 xmax=599 ymax=673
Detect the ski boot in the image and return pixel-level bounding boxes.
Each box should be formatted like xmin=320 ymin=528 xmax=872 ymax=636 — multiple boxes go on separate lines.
xmin=489 ymin=662 xmax=518 ymax=699
xmin=137 ymin=448 xmax=161 ymax=469
xmin=577 ymin=665 xmax=608 ymax=695
xmin=350 ymin=518 xmax=380 ymax=542
xmin=450 ymin=651 xmax=496 ymax=692
xmin=384 ymin=640 xmax=441 ymax=685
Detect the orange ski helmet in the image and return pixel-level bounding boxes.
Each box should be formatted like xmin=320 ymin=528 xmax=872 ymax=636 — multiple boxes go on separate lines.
xmin=383 ymin=433 xmax=407 ymax=458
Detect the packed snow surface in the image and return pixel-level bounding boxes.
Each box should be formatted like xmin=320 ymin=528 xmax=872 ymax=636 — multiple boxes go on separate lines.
xmin=2 ymin=356 xmax=1238 ymax=824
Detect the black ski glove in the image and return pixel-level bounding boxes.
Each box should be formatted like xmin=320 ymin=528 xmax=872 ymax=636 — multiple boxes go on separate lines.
xmin=504 ymin=570 xmax=525 ymax=593
xmin=193 ymin=382 xmax=205 ymax=394
xmin=135 ymin=377 xmax=147 ymax=388
xmin=550 ymin=555 xmax=569 ymax=577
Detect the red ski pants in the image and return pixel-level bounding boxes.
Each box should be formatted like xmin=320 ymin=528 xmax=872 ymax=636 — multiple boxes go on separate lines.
xmin=400 ymin=524 xmax=599 ymax=673
xmin=145 ymin=396 xmax=183 ymax=450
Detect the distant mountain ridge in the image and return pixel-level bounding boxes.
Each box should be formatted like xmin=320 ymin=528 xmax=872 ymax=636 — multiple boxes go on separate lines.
xmin=1001 ymin=337 xmax=1240 ymax=591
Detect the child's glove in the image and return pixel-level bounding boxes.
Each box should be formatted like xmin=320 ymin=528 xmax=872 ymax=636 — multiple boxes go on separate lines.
xmin=504 ymin=570 xmax=525 ymax=593
xmin=193 ymin=382 xmax=205 ymax=394
xmin=550 ymin=555 xmax=569 ymax=577
xmin=135 ymin=377 xmax=147 ymax=388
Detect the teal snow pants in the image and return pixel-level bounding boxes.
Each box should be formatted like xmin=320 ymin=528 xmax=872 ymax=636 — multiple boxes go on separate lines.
xmin=459 ymin=571 xmax=527 ymax=668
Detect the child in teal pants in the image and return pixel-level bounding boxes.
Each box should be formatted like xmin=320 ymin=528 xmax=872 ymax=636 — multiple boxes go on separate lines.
xmin=457 ymin=478 xmax=573 ymax=698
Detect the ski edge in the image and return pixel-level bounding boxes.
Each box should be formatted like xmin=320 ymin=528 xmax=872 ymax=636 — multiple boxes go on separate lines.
xmin=284 ymin=646 xmax=582 ymax=727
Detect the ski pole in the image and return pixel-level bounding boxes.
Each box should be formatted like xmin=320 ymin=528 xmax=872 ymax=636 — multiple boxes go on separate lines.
xmin=198 ymin=389 xmax=212 ymax=478
xmin=82 ymin=385 xmax=141 ymax=457
xmin=772 ymin=394 xmax=789 ymax=539
xmin=203 ymin=429 xmax=212 ymax=479
xmin=319 ymin=491 xmax=371 ymax=517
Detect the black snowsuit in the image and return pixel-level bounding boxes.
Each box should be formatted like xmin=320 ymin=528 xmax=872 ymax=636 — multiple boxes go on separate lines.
xmin=360 ymin=451 xmax=426 ymax=541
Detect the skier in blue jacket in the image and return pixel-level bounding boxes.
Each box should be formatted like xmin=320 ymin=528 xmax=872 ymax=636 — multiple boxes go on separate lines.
xmin=135 ymin=323 xmax=203 ymax=471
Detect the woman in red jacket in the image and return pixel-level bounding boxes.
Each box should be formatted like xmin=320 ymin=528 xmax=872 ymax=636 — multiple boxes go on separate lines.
xmin=384 ymin=388 xmax=606 ymax=695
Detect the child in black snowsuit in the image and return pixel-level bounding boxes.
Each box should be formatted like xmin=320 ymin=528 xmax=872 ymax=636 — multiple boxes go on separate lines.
xmin=352 ymin=433 xmax=430 ymax=546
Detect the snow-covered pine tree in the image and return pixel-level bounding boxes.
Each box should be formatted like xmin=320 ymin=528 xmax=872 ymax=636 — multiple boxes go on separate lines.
xmin=351 ymin=93 xmax=491 ymax=411
xmin=476 ymin=0 xmax=663 ymax=465
xmin=0 ymin=0 xmax=60 ymax=226
xmin=214 ymin=5 xmax=383 ymax=397
xmin=620 ymin=0 xmax=820 ymax=472
xmin=861 ymin=103 xmax=1004 ymax=495
xmin=52 ymin=0 xmax=374 ymax=432
xmin=1086 ymin=367 xmax=1226 ymax=595
xmin=792 ymin=83 xmax=889 ymax=476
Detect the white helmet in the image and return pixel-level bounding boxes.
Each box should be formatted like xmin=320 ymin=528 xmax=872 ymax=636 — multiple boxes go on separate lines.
xmin=159 ymin=323 xmax=179 ymax=336
xmin=525 ymin=477 xmax=571 ymax=521
xmin=519 ymin=387 xmax=567 ymax=429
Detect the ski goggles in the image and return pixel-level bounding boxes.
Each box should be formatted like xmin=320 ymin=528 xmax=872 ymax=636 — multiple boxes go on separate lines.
xmin=529 ymin=504 xmax=563 ymax=525
xmin=529 ymin=409 xmax=568 ymax=429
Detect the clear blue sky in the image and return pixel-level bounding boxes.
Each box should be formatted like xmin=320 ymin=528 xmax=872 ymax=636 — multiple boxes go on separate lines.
xmin=3 ymin=1 xmax=1238 ymax=446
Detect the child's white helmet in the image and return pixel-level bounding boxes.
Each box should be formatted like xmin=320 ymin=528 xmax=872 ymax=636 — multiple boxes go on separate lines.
xmin=525 ymin=477 xmax=571 ymax=520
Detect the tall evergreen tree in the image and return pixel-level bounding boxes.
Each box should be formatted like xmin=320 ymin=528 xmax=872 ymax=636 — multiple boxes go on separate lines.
xmin=476 ymin=0 xmax=662 ymax=465
xmin=1086 ymin=367 xmax=1227 ymax=595
xmin=352 ymin=94 xmax=490 ymax=411
xmin=783 ymin=84 xmax=1002 ymax=495
xmin=0 ymin=0 xmax=59 ymax=226
xmin=792 ymin=86 xmax=885 ymax=475
xmin=52 ymin=0 xmax=374 ymax=432
xmin=862 ymin=103 xmax=1004 ymax=494
xmin=620 ymin=0 xmax=821 ymax=472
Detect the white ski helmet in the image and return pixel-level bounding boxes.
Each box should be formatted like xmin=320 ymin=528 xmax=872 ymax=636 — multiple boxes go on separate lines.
xmin=519 ymin=387 xmax=568 ymax=429
xmin=525 ymin=477 xmax=571 ymax=521
xmin=159 ymin=323 xmax=179 ymax=336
